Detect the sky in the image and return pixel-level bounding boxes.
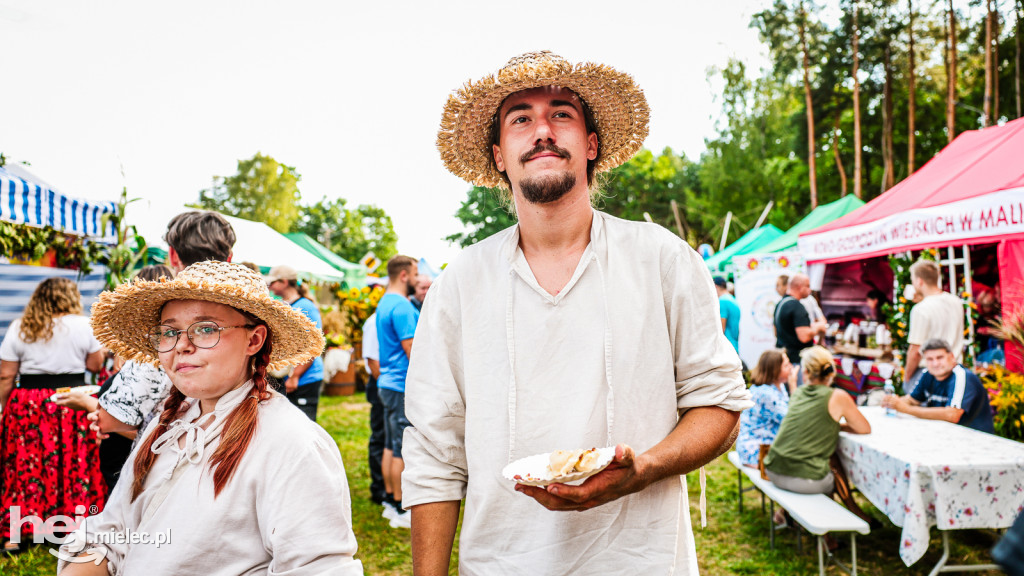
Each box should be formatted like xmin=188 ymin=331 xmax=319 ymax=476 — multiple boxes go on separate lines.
xmin=1 ymin=0 xmax=772 ymax=267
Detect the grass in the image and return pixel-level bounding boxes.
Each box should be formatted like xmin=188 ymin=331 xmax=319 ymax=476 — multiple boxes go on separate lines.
xmin=2 ymin=394 xmax=1004 ymax=574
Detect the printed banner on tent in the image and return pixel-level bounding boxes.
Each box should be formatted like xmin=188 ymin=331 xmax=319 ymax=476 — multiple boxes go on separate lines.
xmin=733 ymin=252 xmax=804 ymax=369
xmin=799 ymin=186 xmax=1024 ymax=262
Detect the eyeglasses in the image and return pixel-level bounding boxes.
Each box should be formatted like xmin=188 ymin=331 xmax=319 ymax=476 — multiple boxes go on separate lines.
xmin=148 ymin=321 xmax=255 ymax=353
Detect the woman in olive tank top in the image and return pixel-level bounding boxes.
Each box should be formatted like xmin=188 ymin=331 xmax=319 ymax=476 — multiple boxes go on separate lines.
xmin=764 ymin=346 xmax=871 ymax=494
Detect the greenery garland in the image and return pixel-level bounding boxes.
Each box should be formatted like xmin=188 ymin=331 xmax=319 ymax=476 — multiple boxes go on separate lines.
xmin=0 ymin=220 xmax=104 ymax=273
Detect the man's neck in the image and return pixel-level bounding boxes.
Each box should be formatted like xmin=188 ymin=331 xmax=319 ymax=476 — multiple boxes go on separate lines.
xmin=386 ymin=283 xmax=407 ymax=297
xmin=786 ymin=290 xmax=803 ymax=300
xmin=919 ymin=284 xmax=943 ymax=297
xmin=282 ymin=288 xmax=301 ymax=304
xmin=513 ymin=187 xmax=593 ymax=257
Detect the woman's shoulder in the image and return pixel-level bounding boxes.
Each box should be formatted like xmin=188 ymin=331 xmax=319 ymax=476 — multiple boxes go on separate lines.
xmin=255 ymin=393 xmax=338 ymax=455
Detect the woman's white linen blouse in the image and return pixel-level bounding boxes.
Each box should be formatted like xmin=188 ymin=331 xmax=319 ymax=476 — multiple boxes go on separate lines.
xmin=60 ymin=384 xmax=363 ymax=575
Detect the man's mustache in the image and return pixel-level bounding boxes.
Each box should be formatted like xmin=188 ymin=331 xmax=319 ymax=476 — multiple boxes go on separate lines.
xmin=519 ymin=143 xmax=571 ymax=165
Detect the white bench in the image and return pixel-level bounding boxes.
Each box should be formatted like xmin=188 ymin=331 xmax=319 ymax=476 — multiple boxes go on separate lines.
xmin=728 ymin=451 xmax=870 ymax=576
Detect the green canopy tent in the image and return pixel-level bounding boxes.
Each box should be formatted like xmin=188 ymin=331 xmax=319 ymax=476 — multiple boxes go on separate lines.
xmin=284 ymin=233 xmax=368 ymax=288
xmin=705 ymin=224 xmax=784 ymax=274
xmin=758 ymin=196 xmax=865 ymax=254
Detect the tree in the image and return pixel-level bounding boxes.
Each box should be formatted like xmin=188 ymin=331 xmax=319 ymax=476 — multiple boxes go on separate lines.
xmin=853 ymin=0 xmax=864 ymax=198
xmin=947 ymin=0 xmax=958 ymax=142
xmin=196 ymin=152 xmax=301 ymax=233
xmin=295 ymin=196 xmax=398 ymax=269
xmin=445 ymin=186 xmax=517 ymax=248
xmin=908 ymin=0 xmax=917 ymax=172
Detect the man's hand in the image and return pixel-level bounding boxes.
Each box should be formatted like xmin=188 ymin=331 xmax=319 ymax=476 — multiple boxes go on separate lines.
xmin=285 ymin=376 xmax=299 ymax=394
xmin=54 ymin=389 xmax=99 ymax=412
xmin=515 ymin=444 xmax=648 ymax=511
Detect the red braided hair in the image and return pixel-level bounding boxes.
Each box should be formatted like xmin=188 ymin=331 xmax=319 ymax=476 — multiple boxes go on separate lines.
xmin=130 ymin=322 xmax=274 ymax=501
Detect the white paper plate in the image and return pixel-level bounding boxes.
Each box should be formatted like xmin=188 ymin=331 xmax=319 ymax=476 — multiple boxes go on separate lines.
xmin=502 ymin=446 xmax=616 ymax=487
xmin=48 ymin=385 xmax=101 ymax=403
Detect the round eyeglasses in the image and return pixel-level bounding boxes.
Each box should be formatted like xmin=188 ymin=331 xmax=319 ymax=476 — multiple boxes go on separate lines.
xmin=148 ymin=321 xmax=255 ymax=353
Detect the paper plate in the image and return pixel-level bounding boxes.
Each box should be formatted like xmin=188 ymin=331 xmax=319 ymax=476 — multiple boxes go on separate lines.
xmin=48 ymin=385 xmax=101 ymax=403
xmin=502 ymin=446 xmax=616 ymax=487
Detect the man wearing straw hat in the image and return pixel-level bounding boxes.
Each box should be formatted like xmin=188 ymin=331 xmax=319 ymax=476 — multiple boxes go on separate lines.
xmin=403 ymin=51 xmax=751 ymax=574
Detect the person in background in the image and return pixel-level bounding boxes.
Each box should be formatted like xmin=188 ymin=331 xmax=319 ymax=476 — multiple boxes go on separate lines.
xmin=361 ymin=311 xmax=387 ymax=507
xmin=0 ymin=278 xmax=106 ymax=552
xmin=714 ymin=276 xmax=740 ymax=354
xmin=882 ymin=338 xmax=995 ymax=433
xmin=90 ymin=211 xmax=236 ymax=442
xmin=266 ymin=265 xmax=325 ymax=421
xmin=902 ymin=259 xmax=964 ymax=392
xmin=865 ymin=289 xmax=889 ymax=322
xmin=55 ymin=265 xmax=177 ymax=492
xmin=409 ymin=274 xmax=432 ymax=311
xmin=736 ymin=349 xmax=794 ymax=469
xmin=775 ymin=275 xmax=789 ymax=299
xmin=237 ymin=261 xmax=261 ymax=274
xmin=376 ymin=255 xmax=420 ymax=529
xmin=774 ymin=274 xmax=828 ymax=366
xmin=765 ymin=346 xmax=870 ymax=495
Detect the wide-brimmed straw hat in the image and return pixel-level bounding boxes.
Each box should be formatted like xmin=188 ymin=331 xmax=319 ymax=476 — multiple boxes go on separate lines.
xmin=437 ymin=50 xmax=650 ymax=189
xmin=91 ymin=261 xmax=325 ymax=371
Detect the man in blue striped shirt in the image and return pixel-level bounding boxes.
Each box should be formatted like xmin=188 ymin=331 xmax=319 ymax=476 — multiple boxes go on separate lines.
xmin=883 ymin=338 xmax=995 ymax=433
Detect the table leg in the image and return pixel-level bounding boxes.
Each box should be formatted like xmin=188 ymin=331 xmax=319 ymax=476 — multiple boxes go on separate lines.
xmin=769 ymin=501 xmax=775 ymax=550
xmin=927 ymin=531 xmax=1002 ymax=575
xmin=817 ymin=536 xmax=825 ymax=576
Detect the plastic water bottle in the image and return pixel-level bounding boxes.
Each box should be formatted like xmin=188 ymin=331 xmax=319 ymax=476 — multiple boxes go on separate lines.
xmin=884 ymin=379 xmax=897 ymax=416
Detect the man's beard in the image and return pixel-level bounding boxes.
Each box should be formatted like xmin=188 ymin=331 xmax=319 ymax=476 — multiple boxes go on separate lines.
xmin=517 ymin=142 xmax=577 ymax=204
xmin=407 ymin=280 xmax=417 ymax=297
xmin=519 ymin=171 xmax=577 ymax=204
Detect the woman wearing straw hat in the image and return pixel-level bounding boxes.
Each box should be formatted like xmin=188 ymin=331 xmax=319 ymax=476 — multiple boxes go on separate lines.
xmin=58 ymin=261 xmax=362 ymax=575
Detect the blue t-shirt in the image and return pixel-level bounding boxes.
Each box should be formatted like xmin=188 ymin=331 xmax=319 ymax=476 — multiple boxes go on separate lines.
xmin=290 ymin=297 xmax=324 ymax=387
xmin=719 ymin=293 xmax=741 ymax=353
xmin=376 ymin=293 xmax=419 ymax=393
xmin=911 ymin=364 xmax=995 ymax=434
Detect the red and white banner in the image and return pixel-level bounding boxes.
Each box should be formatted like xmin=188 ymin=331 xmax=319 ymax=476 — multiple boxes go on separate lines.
xmin=799 ymin=187 xmax=1024 ymax=263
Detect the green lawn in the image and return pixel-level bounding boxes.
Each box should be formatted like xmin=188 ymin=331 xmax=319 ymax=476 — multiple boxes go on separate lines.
xmin=2 ymin=394 xmax=1004 ymax=574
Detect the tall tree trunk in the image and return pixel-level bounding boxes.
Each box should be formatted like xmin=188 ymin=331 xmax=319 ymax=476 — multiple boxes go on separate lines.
xmin=985 ymin=0 xmax=994 ymax=126
xmin=883 ymin=43 xmax=895 ymax=190
xmin=908 ymin=0 xmax=917 ymax=172
xmin=947 ymin=0 xmax=958 ymax=143
xmin=833 ymin=111 xmax=848 ymax=196
xmin=995 ymin=6 xmax=1001 ymax=122
xmin=799 ymin=1 xmax=818 ymax=209
xmin=1018 ymin=0 xmax=1022 ymax=118
xmin=853 ymin=1 xmax=863 ymax=198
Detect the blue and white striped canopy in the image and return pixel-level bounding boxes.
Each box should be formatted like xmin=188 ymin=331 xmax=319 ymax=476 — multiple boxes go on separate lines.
xmin=0 ymin=164 xmax=116 ymax=240
xmin=0 ymin=264 xmax=107 ymax=342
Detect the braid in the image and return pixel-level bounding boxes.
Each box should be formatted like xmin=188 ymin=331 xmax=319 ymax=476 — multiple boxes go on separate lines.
xmin=208 ymin=335 xmax=273 ymax=496
xmin=131 ymin=386 xmax=188 ymax=502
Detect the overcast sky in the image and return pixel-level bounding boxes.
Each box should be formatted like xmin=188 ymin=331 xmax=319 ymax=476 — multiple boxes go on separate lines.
xmin=1 ymin=0 xmax=771 ymax=266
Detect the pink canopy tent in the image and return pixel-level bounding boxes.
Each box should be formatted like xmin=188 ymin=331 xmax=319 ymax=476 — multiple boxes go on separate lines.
xmin=798 ymin=117 xmax=1024 ymax=370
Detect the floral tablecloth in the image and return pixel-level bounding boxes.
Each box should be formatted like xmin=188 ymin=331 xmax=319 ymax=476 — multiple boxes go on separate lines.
xmin=837 ymin=406 xmax=1024 ymax=566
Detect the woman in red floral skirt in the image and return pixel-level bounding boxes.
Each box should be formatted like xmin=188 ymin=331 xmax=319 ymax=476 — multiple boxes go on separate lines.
xmin=0 ymin=277 xmax=107 ymax=552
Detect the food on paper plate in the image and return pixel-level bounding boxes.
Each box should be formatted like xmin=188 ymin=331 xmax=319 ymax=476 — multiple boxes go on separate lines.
xmin=56 ymin=387 xmax=72 ymax=394
xmin=548 ymin=448 xmax=601 ymax=477
xmin=502 ymin=446 xmax=616 ymax=487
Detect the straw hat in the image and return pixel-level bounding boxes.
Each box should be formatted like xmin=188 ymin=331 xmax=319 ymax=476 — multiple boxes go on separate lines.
xmin=91 ymin=261 xmax=325 ymax=372
xmin=437 ymin=51 xmax=650 ymax=189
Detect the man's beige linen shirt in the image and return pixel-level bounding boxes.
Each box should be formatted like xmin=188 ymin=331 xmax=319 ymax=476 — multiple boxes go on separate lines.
xmin=403 ymin=210 xmax=751 ymax=575
xmin=907 ymin=291 xmax=965 ymax=361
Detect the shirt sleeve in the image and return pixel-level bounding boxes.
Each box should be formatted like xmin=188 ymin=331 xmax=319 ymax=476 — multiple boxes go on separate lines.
xmin=909 ymin=372 xmax=930 ymax=403
xmin=790 ymin=301 xmax=811 ymax=328
xmin=0 ymin=321 xmax=22 ymax=362
xmin=401 ymin=272 xmax=469 ymax=508
xmin=665 ymin=244 xmax=752 ymax=413
xmin=99 ymin=362 xmax=145 ymax=427
xmin=394 ymin=301 xmax=420 ymax=341
xmin=261 ymin=428 xmax=363 ymax=575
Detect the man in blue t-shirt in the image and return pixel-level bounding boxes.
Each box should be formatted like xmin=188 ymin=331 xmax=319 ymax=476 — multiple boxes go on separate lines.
xmin=883 ymin=338 xmax=995 ymax=433
xmin=267 ymin=265 xmax=325 ymax=421
xmin=713 ymin=276 xmax=740 ymax=353
xmin=375 ymin=255 xmax=420 ymax=528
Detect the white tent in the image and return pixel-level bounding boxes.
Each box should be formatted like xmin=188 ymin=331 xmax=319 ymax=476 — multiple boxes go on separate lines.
xmin=128 ymin=203 xmax=345 ymax=283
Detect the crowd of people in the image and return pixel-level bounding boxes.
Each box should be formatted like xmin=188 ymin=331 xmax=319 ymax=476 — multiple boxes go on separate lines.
xmin=0 ymin=49 xmax=1015 ymax=574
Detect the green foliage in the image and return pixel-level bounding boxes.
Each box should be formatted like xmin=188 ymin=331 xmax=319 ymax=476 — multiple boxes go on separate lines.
xmin=445 ymin=186 xmax=517 ymax=248
xmin=0 ymin=220 xmax=104 ymax=273
xmin=598 ymin=147 xmax=696 ymax=240
xmin=98 ymin=187 xmax=148 ymax=290
xmin=295 ymin=196 xmax=398 ymax=273
xmin=197 ymin=152 xmax=302 ymax=233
